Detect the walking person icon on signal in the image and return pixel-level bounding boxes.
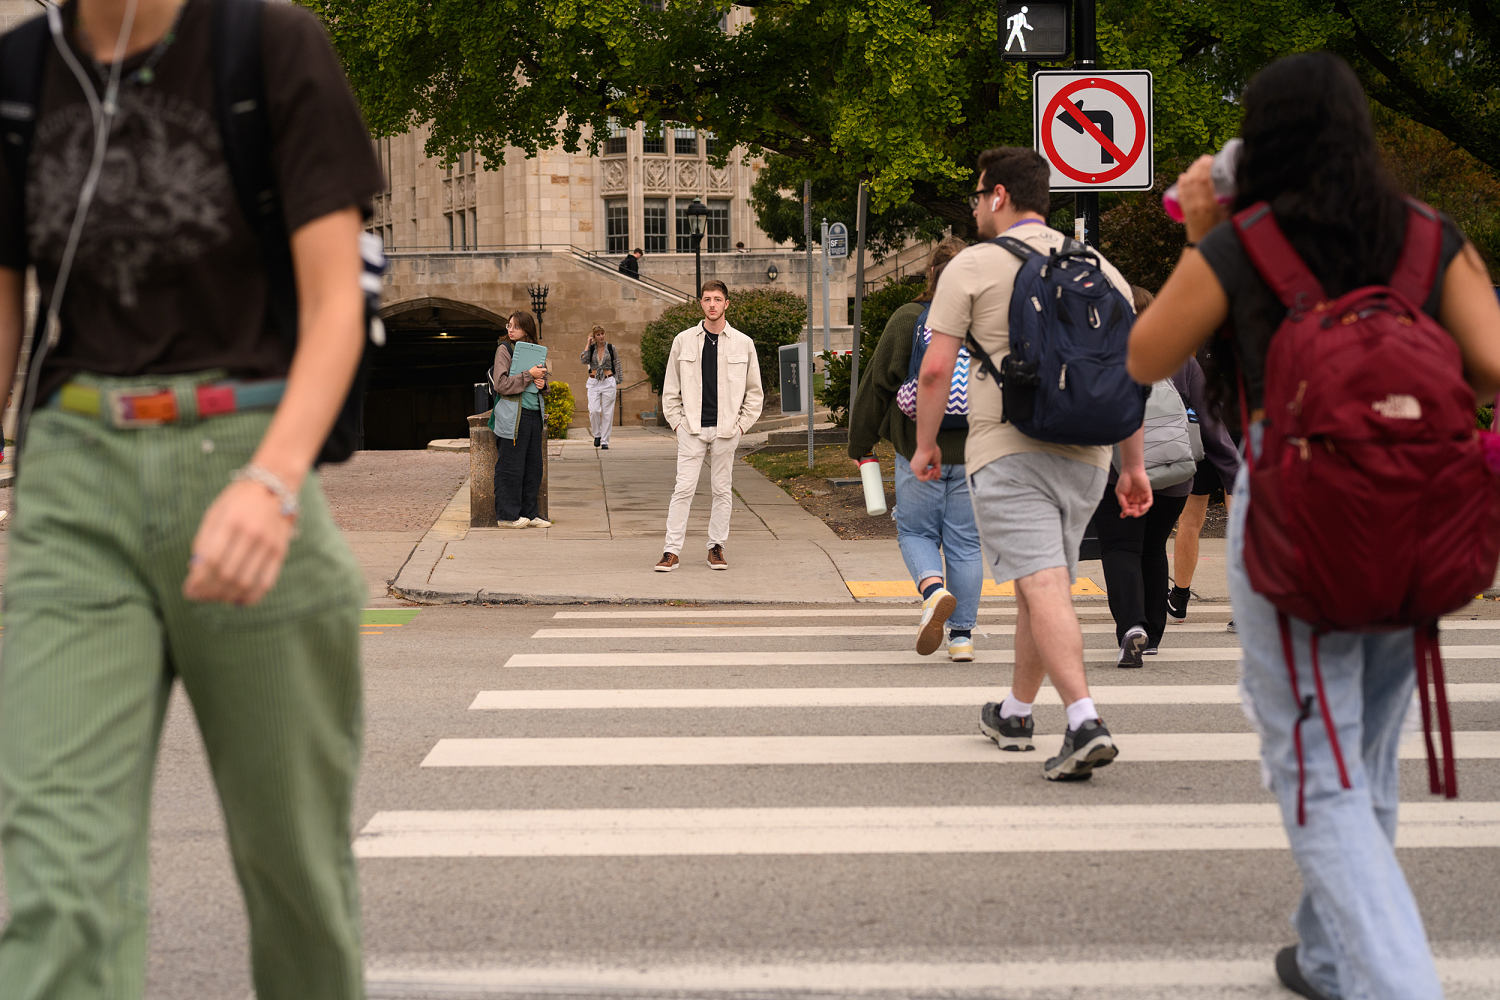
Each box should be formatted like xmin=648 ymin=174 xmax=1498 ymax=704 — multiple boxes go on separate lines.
xmin=1004 ymin=5 xmax=1032 ymax=52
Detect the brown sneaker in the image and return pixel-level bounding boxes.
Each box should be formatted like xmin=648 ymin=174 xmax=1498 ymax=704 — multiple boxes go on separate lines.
xmin=707 ymin=544 xmax=728 ymax=570
xmin=654 ymin=552 xmax=679 ymax=573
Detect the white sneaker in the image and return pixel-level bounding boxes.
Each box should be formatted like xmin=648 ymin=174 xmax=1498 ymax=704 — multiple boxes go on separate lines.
xmin=528 ymin=517 xmax=553 ymax=527
xmin=947 ymin=635 xmax=974 ymax=662
xmin=498 ymin=517 xmax=531 ymax=528
xmin=916 ymin=587 xmax=956 ymax=656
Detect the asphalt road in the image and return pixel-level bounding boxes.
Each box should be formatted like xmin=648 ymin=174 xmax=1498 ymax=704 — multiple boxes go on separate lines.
xmin=4 ymin=598 xmax=1492 ymax=999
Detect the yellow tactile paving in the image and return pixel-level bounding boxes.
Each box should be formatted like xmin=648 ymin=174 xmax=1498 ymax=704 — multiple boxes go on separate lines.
xmin=846 ymin=578 xmax=1104 ymax=599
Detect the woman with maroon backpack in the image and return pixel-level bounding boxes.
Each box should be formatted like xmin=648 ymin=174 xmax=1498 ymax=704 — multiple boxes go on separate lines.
xmin=1129 ymin=52 xmax=1500 ymax=1000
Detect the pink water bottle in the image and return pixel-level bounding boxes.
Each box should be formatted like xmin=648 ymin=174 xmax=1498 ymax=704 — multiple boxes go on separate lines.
xmin=1162 ymin=138 xmax=1243 ymax=222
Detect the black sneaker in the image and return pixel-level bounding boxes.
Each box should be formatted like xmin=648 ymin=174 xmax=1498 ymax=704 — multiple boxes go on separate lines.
xmin=1143 ymin=645 xmax=1159 ymax=655
xmin=1274 ymin=946 xmax=1334 ymax=1000
xmin=1043 ymin=718 xmax=1118 ymax=781
xmin=1116 ymin=625 xmax=1147 ymax=668
xmin=594 ymin=436 xmax=601 ymax=448
xmin=1166 ymin=585 xmax=1191 ymax=621
xmin=979 ymin=702 xmax=1034 ymax=752
xmin=1226 ymin=618 xmax=1237 ymax=634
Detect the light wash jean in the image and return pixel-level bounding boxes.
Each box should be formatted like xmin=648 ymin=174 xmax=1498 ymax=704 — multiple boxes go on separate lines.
xmin=893 ymin=454 xmax=982 ymax=632
xmin=1228 ymin=426 xmax=1442 ymax=1000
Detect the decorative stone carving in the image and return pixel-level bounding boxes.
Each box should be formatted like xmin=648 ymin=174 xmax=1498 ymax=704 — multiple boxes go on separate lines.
xmin=442 ymin=182 xmax=452 ymax=210
xmin=708 ymin=165 xmax=732 ymax=193
xmin=602 ymin=161 xmax=627 ymax=194
xmin=676 ymin=162 xmax=700 ymax=190
xmin=643 ymin=159 xmax=669 ymax=192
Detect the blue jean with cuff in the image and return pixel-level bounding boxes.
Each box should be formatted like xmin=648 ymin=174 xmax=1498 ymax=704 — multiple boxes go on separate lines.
xmin=893 ymin=454 xmax=982 ymax=632
xmin=1228 ymin=426 xmax=1441 ymax=1000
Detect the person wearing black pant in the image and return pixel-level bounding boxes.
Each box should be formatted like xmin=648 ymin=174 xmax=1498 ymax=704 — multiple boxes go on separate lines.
xmin=492 ymin=310 xmax=550 ymax=527
xmin=1098 ymin=288 xmax=1236 ymax=666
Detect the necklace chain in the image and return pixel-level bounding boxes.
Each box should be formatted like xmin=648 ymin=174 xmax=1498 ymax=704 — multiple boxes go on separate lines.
xmin=80 ymin=1 xmax=188 ymax=87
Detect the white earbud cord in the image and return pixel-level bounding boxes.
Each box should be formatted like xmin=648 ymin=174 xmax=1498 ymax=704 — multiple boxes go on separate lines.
xmin=24 ymin=0 xmax=138 ymax=413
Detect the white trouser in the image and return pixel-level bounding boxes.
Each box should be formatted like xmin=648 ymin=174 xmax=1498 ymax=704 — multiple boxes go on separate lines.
xmin=663 ymin=425 xmax=739 ymax=554
xmin=586 ymin=377 xmax=617 ymax=445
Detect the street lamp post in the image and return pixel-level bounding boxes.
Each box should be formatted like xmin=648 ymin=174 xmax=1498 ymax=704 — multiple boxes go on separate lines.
xmin=686 ymin=197 xmax=710 ymax=298
xmin=527 ymin=284 xmax=549 ymax=339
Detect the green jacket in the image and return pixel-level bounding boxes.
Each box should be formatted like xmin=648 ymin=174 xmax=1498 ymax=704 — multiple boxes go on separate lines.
xmin=846 ymin=300 xmax=969 ymax=463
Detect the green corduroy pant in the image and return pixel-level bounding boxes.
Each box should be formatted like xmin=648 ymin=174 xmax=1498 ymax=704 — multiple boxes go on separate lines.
xmin=0 ymin=373 xmax=365 ymax=999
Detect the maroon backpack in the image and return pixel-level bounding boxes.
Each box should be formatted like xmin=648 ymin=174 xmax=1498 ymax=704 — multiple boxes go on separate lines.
xmin=1235 ymin=199 xmax=1500 ymax=817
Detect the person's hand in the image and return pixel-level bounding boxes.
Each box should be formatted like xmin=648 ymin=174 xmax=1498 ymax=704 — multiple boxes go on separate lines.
xmin=1179 ymin=154 xmax=1229 ymax=244
xmin=183 ymin=479 xmax=296 ymax=605
xmin=1115 ymin=466 xmax=1154 ymax=518
xmin=528 ymin=364 xmax=546 ymax=379
xmin=910 ymin=443 xmax=942 ymax=481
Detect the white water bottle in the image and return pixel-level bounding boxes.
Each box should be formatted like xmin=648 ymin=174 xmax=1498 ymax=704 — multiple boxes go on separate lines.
xmin=859 ymin=455 xmax=887 ymax=516
xmin=1162 ymin=138 xmax=1242 ymax=222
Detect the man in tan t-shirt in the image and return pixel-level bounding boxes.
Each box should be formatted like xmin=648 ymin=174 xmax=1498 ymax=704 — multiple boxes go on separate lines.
xmin=912 ymin=146 xmax=1152 ymax=782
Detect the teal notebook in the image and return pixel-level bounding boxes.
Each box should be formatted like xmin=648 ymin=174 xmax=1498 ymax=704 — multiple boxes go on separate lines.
xmin=508 ymin=342 xmax=548 ymax=407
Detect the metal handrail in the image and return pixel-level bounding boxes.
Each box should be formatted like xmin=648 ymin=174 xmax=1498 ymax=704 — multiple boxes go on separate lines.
xmin=566 ymin=247 xmax=695 ymax=302
xmin=615 ymin=377 xmax=653 ymax=425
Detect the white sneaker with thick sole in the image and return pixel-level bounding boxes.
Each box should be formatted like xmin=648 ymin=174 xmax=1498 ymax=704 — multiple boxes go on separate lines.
xmin=498 ymin=518 xmax=531 ymax=528
xmin=528 ymin=517 xmax=553 ymax=527
xmin=916 ymin=588 xmax=956 ymax=656
xmin=947 ymin=635 xmax=974 ymax=662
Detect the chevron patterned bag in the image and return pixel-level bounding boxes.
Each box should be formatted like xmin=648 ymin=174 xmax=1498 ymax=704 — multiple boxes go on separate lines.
xmin=895 ymin=307 xmax=969 ymax=430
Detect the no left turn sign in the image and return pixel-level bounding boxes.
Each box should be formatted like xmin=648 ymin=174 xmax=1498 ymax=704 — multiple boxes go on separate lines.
xmin=1033 ymin=70 xmax=1154 ymax=192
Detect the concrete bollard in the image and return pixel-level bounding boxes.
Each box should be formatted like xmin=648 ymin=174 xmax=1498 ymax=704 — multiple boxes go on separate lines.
xmin=469 ymin=411 xmax=548 ymax=527
xmin=469 ymin=413 xmax=496 ymax=528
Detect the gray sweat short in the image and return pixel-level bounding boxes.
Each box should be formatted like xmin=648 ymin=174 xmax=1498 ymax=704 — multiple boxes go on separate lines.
xmin=967 ymin=452 xmax=1109 ymax=585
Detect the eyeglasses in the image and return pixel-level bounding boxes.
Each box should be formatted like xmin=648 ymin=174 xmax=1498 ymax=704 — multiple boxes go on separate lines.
xmin=967 ymin=187 xmax=991 ymax=210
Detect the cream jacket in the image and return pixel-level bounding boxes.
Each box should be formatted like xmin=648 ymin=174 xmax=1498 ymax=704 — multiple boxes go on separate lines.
xmin=661 ymin=321 xmax=764 ymax=437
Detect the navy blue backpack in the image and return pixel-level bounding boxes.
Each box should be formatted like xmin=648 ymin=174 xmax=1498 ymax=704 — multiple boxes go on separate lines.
xmin=965 ymin=236 xmax=1146 ymax=446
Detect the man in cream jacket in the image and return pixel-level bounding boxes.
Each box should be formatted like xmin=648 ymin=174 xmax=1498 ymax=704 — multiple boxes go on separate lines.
xmin=655 ymin=281 xmax=764 ymax=571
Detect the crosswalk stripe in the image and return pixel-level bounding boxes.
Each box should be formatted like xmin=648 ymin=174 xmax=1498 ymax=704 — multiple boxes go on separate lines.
xmin=533 ymin=621 xmax=1500 ymax=639
xmin=501 ymin=644 xmax=1500 ymax=668
xmin=470 ymin=682 xmax=1500 ymax=711
xmin=361 ymin=957 xmax=1500 ymax=997
xmin=549 ymin=606 xmax=1236 ymax=620
xmin=354 ymin=801 xmax=1500 ymax=858
xmin=420 ymin=731 xmax=1500 ymax=768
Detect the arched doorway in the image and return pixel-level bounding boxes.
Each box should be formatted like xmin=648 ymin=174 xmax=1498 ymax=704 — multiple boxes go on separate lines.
xmin=365 ymin=298 xmax=507 ymax=450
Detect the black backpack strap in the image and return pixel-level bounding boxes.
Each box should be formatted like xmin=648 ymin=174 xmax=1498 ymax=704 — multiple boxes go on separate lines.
xmin=212 ymin=0 xmax=297 ymax=343
xmin=0 ymin=14 xmax=52 ymax=269
xmin=993 ymin=235 xmax=1038 ymax=262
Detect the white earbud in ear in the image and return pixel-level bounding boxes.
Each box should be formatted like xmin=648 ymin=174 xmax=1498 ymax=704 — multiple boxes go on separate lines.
xmin=990 ymin=196 xmax=1001 ymax=212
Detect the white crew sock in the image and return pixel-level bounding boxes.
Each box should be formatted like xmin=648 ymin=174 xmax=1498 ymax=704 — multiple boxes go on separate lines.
xmin=1065 ymin=697 xmax=1099 ymax=731
xmin=1000 ymin=694 xmax=1033 ymax=719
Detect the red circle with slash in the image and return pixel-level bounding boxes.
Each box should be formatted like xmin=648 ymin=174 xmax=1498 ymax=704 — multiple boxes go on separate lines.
xmin=1041 ymin=77 xmax=1147 ymax=185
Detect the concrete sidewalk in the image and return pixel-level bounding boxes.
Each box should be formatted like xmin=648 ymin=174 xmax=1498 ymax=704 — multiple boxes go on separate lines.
xmin=390 ymin=426 xmax=1232 ymax=606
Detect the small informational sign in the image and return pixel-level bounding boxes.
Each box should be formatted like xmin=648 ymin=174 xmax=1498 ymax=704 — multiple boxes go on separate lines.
xmin=1033 ymin=70 xmax=1154 ymax=191
xmin=999 ymin=2 xmax=1070 ymax=61
xmin=779 ymin=342 xmax=808 ymax=414
xmin=826 ymin=222 xmax=849 ymax=259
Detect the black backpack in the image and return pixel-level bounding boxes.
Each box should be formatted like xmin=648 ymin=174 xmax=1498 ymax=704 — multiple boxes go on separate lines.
xmin=0 ymin=0 xmax=384 ymax=465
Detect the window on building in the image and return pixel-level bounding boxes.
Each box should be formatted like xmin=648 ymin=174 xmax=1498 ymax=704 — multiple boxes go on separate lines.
xmin=643 ymin=199 xmax=668 ymax=253
xmin=674 ymin=202 xmax=694 ymax=253
xmin=674 ymin=124 xmax=697 ymax=155
xmin=642 ymin=123 xmax=665 ymax=155
xmin=705 ymin=201 xmax=730 ymax=253
xmin=468 ymin=208 xmax=478 ymax=248
xmin=703 ymin=131 xmax=719 ymax=158
xmin=605 ymin=118 xmax=627 ymax=156
xmin=447 ymin=214 xmax=455 ymax=251
xmin=457 ymin=210 xmax=467 ymax=250
xmin=605 ymin=199 xmax=629 ymax=254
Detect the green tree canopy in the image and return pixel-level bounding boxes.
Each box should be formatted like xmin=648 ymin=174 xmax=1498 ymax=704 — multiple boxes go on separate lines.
xmin=302 ymin=1 xmax=1500 ymax=255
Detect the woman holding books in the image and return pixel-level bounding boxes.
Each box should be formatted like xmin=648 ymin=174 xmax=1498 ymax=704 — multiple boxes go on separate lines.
xmin=491 ymin=310 xmax=550 ymax=527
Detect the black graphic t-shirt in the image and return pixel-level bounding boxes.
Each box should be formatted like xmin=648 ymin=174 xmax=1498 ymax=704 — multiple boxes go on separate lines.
xmin=0 ymin=0 xmax=385 ymax=401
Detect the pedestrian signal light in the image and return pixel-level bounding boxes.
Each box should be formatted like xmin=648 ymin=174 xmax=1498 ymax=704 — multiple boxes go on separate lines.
xmin=999 ymin=2 xmax=1071 ymax=61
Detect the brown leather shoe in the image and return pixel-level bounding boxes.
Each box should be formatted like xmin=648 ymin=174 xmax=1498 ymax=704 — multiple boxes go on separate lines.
xmin=654 ymin=552 xmax=679 ymax=573
xmin=707 ymin=544 xmax=728 ymax=570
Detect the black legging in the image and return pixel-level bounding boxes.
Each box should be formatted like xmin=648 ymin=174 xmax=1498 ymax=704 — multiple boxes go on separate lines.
xmin=1093 ymin=487 xmax=1189 ymax=648
xmin=494 ymin=408 xmax=544 ymax=521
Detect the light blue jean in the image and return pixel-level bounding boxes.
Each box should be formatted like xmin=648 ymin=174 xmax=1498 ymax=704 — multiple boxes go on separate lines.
xmin=893 ymin=454 xmax=982 ymax=632
xmin=1228 ymin=427 xmax=1442 ymax=1000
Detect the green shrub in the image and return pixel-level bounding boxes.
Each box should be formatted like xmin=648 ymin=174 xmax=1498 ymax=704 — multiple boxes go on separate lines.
xmin=640 ymin=288 xmax=808 ymax=395
xmin=543 ymin=380 xmax=573 ymax=439
xmin=1480 ymin=403 xmax=1494 ymax=430
xmin=817 ymin=276 xmax=925 ymax=427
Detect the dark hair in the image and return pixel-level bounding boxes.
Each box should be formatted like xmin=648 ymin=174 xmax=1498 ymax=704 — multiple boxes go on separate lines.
xmin=632 ymin=247 xmax=643 ymax=256
xmin=1130 ymin=285 xmax=1155 ymax=314
xmin=920 ymin=236 xmax=970 ymax=301
xmin=1209 ymin=52 xmax=1409 ymax=413
xmin=976 ymin=147 xmax=1050 ymax=216
xmin=701 ymin=279 xmax=730 ymax=298
xmin=509 ymin=310 xmax=539 ymax=343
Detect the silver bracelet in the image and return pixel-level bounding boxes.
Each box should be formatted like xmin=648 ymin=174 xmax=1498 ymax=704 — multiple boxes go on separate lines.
xmin=232 ymin=464 xmax=300 ymax=519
